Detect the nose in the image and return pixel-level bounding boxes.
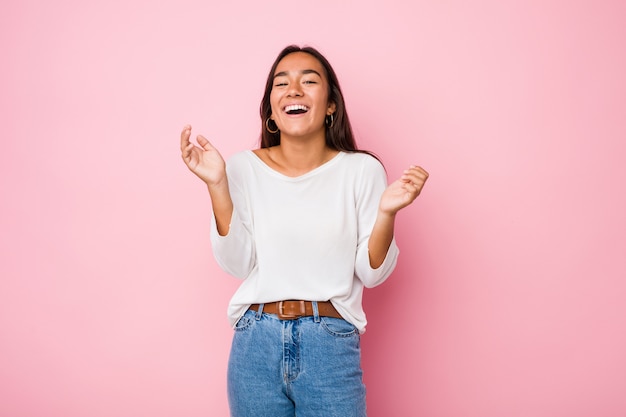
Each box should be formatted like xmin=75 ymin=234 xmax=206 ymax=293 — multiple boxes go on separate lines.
xmin=287 ymin=82 xmax=303 ymax=97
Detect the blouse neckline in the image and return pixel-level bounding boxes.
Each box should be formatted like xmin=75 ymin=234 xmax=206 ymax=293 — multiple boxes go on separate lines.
xmin=245 ymin=150 xmax=346 ymax=181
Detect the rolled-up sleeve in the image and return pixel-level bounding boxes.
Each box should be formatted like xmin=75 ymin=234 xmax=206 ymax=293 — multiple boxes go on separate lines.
xmin=353 ymin=157 xmax=399 ymax=288
xmin=209 ymin=162 xmax=256 ymax=279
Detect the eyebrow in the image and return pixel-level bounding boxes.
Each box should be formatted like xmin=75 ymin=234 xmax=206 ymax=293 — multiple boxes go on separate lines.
xmin=273 ymin=69 xmax=322 ymax=79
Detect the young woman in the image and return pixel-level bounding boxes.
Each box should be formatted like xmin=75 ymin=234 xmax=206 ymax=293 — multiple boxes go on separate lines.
xmin=180 ymin=45 xmax=428 ymax=417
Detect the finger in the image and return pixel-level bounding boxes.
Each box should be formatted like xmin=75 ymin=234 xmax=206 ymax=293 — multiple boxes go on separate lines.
xmin=402 ymin=181 xmax=419 ymax=194
xmin=405 ymin=165 xmax=429 ymax=178
xmin=181 ymin=142 xmax=194 ymax=160
xmin=402 ymin=167 xmax=429 ymax=184
xmin=401 ymin=172 xmax=427 ymax=187
xmin=180 ymin=125 xmax=192 ymax=151
xmin=400 ymin=175 xmax=426 ymax=196
xmin=196 ymin=135 xmax=215 ymax=151
xmin=413 ymin=166 xmax=429 ymax=182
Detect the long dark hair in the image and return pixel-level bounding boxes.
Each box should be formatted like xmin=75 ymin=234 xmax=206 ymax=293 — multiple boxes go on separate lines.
xmin=259 ymin=45 xmax=378 ymax=160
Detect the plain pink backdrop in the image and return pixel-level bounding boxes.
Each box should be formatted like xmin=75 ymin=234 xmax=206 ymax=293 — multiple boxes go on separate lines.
xmin=2 ymin=1 xmax=625 ymax=416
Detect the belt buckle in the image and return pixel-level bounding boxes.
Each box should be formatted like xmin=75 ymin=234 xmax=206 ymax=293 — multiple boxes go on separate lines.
xmin=278 ymin=300 xmax=306 ymax=320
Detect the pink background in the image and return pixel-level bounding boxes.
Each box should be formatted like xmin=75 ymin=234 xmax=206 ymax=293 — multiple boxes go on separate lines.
xmin=2 ymin=1 xmax=625 ymax=416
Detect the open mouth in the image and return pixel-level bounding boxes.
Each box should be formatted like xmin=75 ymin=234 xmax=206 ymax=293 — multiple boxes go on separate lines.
xmin=284 ymin=104 xmax=309 ymax=115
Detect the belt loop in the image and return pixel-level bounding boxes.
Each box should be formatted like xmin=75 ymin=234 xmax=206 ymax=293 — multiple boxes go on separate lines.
xmin=255 ymin=303 xmax=264 ymax=320
xmin=312 ymin=301 xmax=320 ymax=323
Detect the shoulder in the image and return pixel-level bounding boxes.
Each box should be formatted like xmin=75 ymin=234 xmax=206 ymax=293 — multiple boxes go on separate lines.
xmin=341 ymin=152 xmax=386 ymax=176
xmin=225 ymin=150 xmax=258 ymax=183
xmin=334 ymin=152 xmax=388 ymax=193
xmin=225 ymin=150 xmax=258 ymax=172
xmin=226 ymin=150 xmax=254 ymax=166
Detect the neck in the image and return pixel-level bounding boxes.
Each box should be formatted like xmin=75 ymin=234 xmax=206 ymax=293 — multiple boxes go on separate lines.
xmin=268 ymin=135 xmax=337 ymax=177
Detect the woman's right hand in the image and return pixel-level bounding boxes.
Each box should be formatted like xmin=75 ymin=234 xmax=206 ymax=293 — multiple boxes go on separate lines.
xmin=180 ymin=125 xmax=226 ymax=186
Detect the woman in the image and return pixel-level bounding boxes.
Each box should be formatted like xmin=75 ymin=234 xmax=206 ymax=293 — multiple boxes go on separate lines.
xmin=180 ymin=45 xmax=428 ymax=417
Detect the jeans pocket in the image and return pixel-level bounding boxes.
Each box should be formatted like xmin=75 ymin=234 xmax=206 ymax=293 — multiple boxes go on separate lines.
xmin=320 ymin=316 xmax=358 ymax=338
xmin=233 ymin=311 xmax=254 ymax=332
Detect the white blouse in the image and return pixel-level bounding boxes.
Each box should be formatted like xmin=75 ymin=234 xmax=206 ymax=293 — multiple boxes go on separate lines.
xmin=210 ymin=150 xmax=399 ymax=333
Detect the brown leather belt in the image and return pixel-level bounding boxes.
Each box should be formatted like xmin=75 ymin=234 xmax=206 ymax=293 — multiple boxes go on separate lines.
xmin=249 ymin=300 xmax=343 ymax=320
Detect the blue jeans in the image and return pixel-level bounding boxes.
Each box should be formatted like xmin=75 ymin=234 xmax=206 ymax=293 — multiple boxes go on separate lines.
xmin=227 ymin=303 xmax=367 ymax=417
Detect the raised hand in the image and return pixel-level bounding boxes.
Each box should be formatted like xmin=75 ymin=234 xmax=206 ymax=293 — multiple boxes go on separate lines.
xmin=180 ymin=125 xmax=233 ymax=235
xmin=180 ymin=125 xmax=227 ymax=186
xmin=379 ymin=165 xmax=429 ymax=215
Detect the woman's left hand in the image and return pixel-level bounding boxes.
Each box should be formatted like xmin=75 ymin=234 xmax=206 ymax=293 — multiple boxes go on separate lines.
xmin=379 ymin=165 xmax=429 ymax=215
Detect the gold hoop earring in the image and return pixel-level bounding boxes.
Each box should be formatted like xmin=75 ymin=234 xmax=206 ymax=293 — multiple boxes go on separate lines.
xmin=325 ymin=114 xmax=335 ymax=129
xmin=265 ymin=118 xmax=279 ymax=134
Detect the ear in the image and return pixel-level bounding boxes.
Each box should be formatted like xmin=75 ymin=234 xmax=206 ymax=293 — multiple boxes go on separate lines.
xmin=327 ymin=101 xmax=337 ymax=115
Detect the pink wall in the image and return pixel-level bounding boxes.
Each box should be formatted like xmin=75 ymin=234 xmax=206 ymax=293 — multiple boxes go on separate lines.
xmin=1 ymin=1 xmax=625 ymax=416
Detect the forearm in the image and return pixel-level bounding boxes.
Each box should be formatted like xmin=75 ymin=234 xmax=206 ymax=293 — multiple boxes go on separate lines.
xmin=368 ymin=210 xmax=396 ymax=269
xmin=207 ymin=178 xmax=233 ymax=236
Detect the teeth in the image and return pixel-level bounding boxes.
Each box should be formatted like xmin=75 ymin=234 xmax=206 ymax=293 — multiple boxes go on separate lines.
xmin=284 ymin=104 xmax=309 ymax=112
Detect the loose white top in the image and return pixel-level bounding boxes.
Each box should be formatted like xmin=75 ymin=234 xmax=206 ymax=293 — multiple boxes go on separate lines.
xmin=210 ymin=150 xmax=399 ymax=333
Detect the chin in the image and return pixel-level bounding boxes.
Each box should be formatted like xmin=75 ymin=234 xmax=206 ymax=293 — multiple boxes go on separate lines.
xmin=281 ymin=125 xmax=325 ymax=139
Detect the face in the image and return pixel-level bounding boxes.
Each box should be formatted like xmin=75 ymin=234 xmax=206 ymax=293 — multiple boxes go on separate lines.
xmin=269 ymin=52 xmax=336 ymax=140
